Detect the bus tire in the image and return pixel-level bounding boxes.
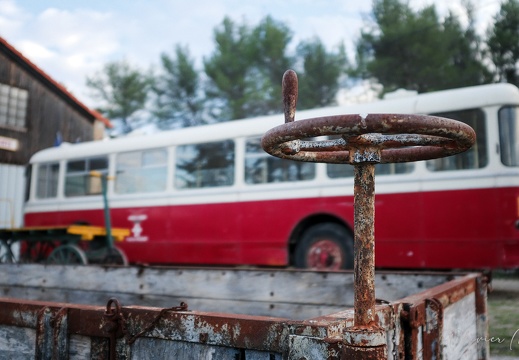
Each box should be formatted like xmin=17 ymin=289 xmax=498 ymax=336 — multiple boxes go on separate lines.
xmin=294 ymin=223 xmax=353 ymax=270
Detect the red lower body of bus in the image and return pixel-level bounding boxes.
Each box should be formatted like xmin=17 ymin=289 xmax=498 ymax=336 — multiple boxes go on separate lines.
xmin=23 ymin=186 xmax=519 ymax=270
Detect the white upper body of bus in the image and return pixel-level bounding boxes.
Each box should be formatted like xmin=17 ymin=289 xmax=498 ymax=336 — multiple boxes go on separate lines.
xmin=24 ymin=81 xmax=519 ymax=213
xmin=29 ymin=83 xmax=519 ymax=164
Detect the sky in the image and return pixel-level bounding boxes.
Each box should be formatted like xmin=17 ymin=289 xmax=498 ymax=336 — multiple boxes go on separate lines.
xmin=0 ymin=0 xmax=503 ymax=109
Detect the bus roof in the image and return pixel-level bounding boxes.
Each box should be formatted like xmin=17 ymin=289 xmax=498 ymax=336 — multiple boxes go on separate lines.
xmin=30 ymin=82 xmax=519 ymax=164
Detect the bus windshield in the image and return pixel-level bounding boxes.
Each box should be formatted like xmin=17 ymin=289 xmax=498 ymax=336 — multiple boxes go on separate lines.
xmin=499 ymin=106 xmax=519 ymax=167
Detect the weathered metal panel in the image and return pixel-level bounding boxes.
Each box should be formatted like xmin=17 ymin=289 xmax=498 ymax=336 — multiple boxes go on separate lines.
xmin=396 ymin=273 xmax=487 ymax=360
xmin=442 ymin=293 xmax=477 ymax=359
xmin=288 ymin=335 xmax=342 ymax=360
xmin=423 ymin=298 xmax=443 ymax=359
xmin=69 ymin=335 xmax=92 ymax=359
xmin=0 ymin=326 xmax=35 ymax=359
xmin=131 ymin=338 xmax=242 ymax=359
xmin=0 ymin=164 xmax=25 ymax=229
xmin=244 ymin=349 xmax=282 ymax=360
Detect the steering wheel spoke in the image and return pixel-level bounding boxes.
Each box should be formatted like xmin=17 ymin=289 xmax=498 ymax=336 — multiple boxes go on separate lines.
xmin=263 ymin=113 xmax=475 ymax=165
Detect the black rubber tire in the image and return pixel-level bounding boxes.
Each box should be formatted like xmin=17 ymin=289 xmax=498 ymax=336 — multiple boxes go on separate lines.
xmin=294 ymin=223 xmax=353 ymax=270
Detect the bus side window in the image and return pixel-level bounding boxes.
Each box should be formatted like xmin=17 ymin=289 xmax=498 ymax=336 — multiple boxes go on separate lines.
xmin=426 ymin=109 xmax=487 ymax=171
xmin=36 ymin=162 xmax=59 ymax=199
xmin=65 ymin=157 xmax=108 ymax=197
xmin=244 ymin=137 xmax=315 ymax=184
xmin=175 ymin=140 xmax=235 ymax=189
xmin=498 ymin=106 xmax=519 ymax=167
xmin=327 ymin=163 xmax=413 ymax=178
xmin=325 ymin=135 xmax=414 ymax=178
xmin=115 ymin=148 xmax=167 ymax=194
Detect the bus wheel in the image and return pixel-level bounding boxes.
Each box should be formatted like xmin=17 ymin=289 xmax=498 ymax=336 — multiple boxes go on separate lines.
xmin=47 ymin=244 xmax=88 ymax=265
xmin=294 ymin=223 xmax=353 ymax=270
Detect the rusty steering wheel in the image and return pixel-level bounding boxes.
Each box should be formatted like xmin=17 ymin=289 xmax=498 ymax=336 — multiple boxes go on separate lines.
xmin=261 ymin=70 xmax=476 ymax=165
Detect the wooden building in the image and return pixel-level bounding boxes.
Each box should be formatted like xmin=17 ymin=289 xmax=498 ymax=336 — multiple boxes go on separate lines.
xmin=0 ymin=36 xmax=112 ymax=228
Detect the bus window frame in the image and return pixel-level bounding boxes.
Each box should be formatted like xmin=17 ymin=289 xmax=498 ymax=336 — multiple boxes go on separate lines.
xmin=498 ymin=105 xmax=519 ymax=167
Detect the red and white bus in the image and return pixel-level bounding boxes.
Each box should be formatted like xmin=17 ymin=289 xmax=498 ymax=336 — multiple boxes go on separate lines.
xmin=24 ymin=83 xmax=519 ymax=270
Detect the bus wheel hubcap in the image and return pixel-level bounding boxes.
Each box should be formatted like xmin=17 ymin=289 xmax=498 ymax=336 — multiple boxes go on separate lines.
xmin=307 ymin=240 xmax=343 ymax=270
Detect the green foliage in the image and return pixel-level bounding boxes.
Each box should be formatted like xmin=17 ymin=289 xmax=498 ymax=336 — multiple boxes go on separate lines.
xmin=251 ymin=16 xmax=293 ymax=114
xmin=487 ymin=0 xmax=519 ymax=86
xmin=203 ymin=17 xmax=256 ymax=121
xmin=86 ymin=60 xmax=151 ymax=131
xmin=87 ymin=3 xmax=519 ymax=131
xmin=355 ymin=0 xmax=491 ymax=94
xmin=204 ymin=16 xmax=293 ymax=121
xmin=297 ymin=38 xmax=348 ymax=109
xmin=86 ymin=16 xmax=350 ymax=127
xmin=152 ymin=45 xmax=205 ymax=128
xmin=203 ymin=15 xmax=346 ymax=120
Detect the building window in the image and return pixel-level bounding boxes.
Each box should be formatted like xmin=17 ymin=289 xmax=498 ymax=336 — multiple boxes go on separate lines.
xmin=0 ymin=84 xmax=29 ymax=129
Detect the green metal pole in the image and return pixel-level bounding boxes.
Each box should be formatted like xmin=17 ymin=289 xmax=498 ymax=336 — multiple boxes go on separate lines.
xmin=100 ymin=174 xmax=113 ymax=249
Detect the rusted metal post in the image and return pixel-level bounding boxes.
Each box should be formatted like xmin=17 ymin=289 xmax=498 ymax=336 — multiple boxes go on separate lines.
xmin=344 ymin=151 xmax=387 ymax=359
xmin=353 ymin=162 xmax=376 ymax=327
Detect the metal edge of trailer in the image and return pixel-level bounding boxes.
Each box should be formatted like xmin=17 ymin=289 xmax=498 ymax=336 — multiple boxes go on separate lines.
xmin=0 ymin=270 xmax=488 ymax=360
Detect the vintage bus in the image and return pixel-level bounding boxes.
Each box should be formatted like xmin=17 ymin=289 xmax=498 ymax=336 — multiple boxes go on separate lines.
xmin=22 ymin=83 xmax=519 ymax=270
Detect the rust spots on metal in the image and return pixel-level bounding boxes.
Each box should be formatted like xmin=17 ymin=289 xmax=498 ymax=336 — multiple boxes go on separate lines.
xmin=35 ymin=307 xmax=52 ymax=359
xmin=353 ymin=163 xmax=376 ymax=327
xmin=475 ymin=275 xmax=489 ymax=317
xmin=103 ymin=298 xmax=125 ymax=360
xmin=282 ymin=69 xmax=298 ymax=123
xmin=53 ymin=307 xmax=69 ymax=359
xmin=342 ymin=344 xmax=388 ymax=359
xmin=422 ymin=298 xmax=444 ymax=359
xmin=126 ymin=300 xmax=188 ymax=344
xmin=261 ymin=112 xmax=476 ymax=165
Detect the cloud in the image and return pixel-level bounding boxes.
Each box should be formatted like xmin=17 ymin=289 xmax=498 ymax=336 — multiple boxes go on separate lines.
xmin=1 ymin=5 xmax=122 ymax=103
xmin=16 ymin=40 xmax=55 ymax=60
xmin=0 ymin=0 xmax=503 ymax=109
xmin=0 ymin=0 xmax=29 ymax=36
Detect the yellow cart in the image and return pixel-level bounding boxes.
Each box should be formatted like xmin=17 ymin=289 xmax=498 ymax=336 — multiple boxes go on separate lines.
xmin=0 ymin=225 xmax=129 ymax=265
